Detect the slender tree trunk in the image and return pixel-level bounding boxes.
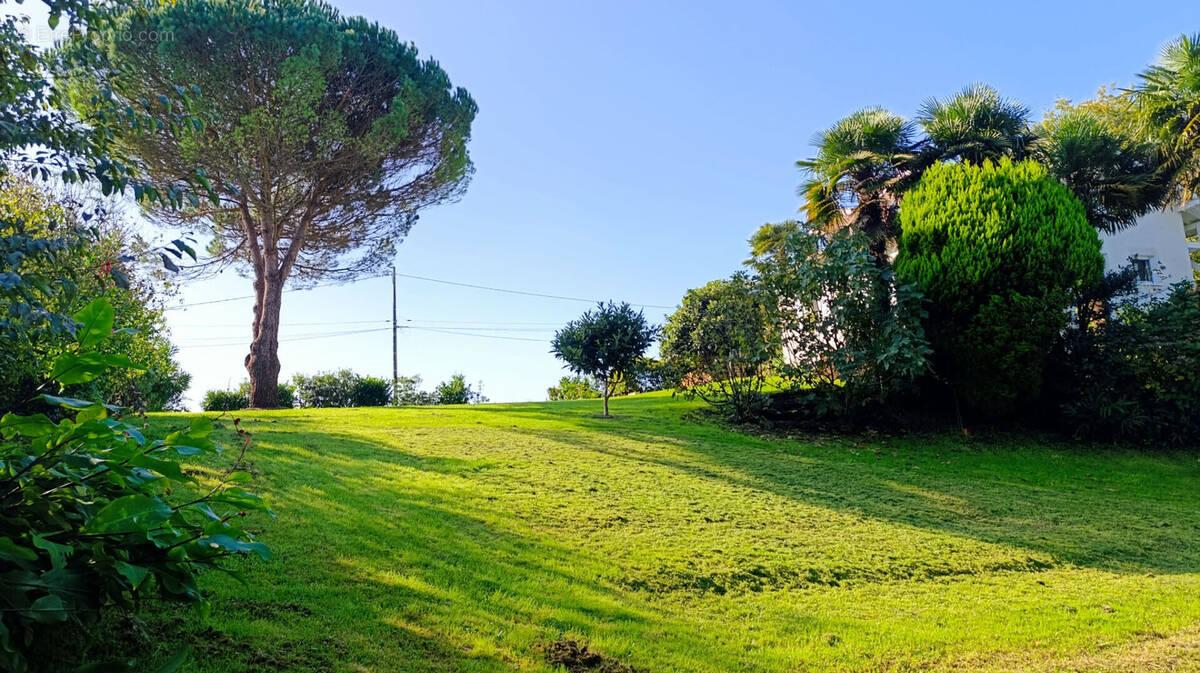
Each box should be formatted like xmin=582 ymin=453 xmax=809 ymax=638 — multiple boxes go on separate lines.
xmin=246 ymin=271 xmax=283 ymax=408
xmin=602 ymin=375 xmax=610 ymax=417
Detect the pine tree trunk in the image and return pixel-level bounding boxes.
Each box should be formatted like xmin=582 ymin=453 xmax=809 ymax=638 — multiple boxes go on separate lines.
xmin=245 ymin=272 xmax=283 ymax=408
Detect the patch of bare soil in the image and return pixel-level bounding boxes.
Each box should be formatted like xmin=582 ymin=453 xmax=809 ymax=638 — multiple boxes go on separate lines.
xmin=542 ymin=638 xmax=640 ymax=673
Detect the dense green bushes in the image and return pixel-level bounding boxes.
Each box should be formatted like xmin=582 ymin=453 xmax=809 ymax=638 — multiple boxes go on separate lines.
xmin=351 ymin=376 xmax=392 ymax=407
xmin=0 ymin=179 xmax=190 ymax=413
xmin=661 ymin=273 xmax=778 ymax=421
xmin=285 ymin=371 xmax=392 ymax=408
xmin=756 ymin=228 xmax=930 ymax=418
xmin=1048 ymin=280 xmax=1200 ymax=445
xmin=432 ymin=373 xmax=487 ymax=405
xmin=547 ymin=375 xmax=601 ymax=401
xmin=292 ymin=370 xmax=375 ymax=408
xmin=896 ymin=159 xmax=1104 ymax=416
xmin=204 ymin=371 xmax=490 ymax=409
xmin=200 ymin=382 xmax=296 ymax=411
xmin=1 ymin=293 xmax=271 ymax=672
xmin=1 ymin=301 xmax=270 ymax=673
xmin=663 ymin=226 xmax=929 ymax=424
xmin=201 ymin=388 xmax=249 ymax=412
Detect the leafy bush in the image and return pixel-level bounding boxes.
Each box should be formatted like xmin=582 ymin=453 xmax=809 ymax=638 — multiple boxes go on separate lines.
xmin=201 ymin=388 xmax=248 ymax=412
xmin=751 ymin=226 xmax=930 ymax=418
xmin=0 ymin=1 xmax=246 ymax=667
xmin=393 ymin=375 xmax=435 ymax=406
xmin=235 ymin=381 xmax=295 ymax=409
xmin=351 ymin=376 xmax=391 ymax=407
xmin=203 ymin=382 xmax=296 ymax=411
xmin=896 ymin=159 xmax=1104 ymax=416
xmin=434 ymin=374 xmax=486 ymax=405
xmin=614 ymin=358 xmax=681 ymax=395
xmin=0 ymin=179 xmax=191 ymax=413
xmin=547 ymin=375 xmax=600 ymax=401
xmin=292 ymin=370 xmax=391 ymax=408
xmin=292 ymin=370 xmax=357 ymax=408
xmin=0 ymin=300 xmax=271 ymax=672
xmin=1048 ymin=280 xmax=1200 ymax=445
xmin=662 ymin=273 xmax=778 ymax=421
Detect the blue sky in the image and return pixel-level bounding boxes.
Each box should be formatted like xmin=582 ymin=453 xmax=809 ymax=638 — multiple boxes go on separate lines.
xmin=21 ymin=0 xmax=1199 ymax=407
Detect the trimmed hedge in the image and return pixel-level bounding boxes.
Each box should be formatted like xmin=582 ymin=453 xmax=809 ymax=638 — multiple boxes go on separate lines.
xmin=896 ymin=159 xmax=1104 ymax=415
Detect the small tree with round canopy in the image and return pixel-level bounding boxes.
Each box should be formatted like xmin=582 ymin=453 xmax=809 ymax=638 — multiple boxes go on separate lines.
xmin=551 ymin=302 xmax=657 ymax=418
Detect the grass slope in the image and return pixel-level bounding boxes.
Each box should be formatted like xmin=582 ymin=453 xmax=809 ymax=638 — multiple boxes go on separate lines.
xmin=118 ymin=393 xmax=1199 ymax=672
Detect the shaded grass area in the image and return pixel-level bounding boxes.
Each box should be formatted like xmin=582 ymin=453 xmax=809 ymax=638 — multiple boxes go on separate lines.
xmin=90 ymin=392 xmax=1200 ymax=672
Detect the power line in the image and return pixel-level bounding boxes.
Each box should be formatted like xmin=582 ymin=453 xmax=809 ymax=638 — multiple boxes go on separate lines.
xmin=393 ymin=271 xmax=673 ymax=309
xmin=173 ymin=323 xmax=554 ymax=340
xmin=172 ymin=319 xmax=391 ymax=328
xmin=175 ymin=323 xmax=555 ymax=349
xmin=163 ymin=275 xmax=388 ymax=311
xmin=164 ymin=271 xmax=674 ymax=311
xmin=408 ymin=326 xmax=549 ymax=343
xmin=400 ymin=319 xmax=562 ymax=325
xmin=180 ymin=328 xmax=391 ymax=347
xmin=172 ymin=319 xmax=559 ymax=329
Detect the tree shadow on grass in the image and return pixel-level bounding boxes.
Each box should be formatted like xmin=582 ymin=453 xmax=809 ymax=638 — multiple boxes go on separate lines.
xmin=139 ymin=406 xmax=1200 ymax=671
xmin=143 ymin=420 xmax=752 ymax=673
xmin=458 ymin=403 xmax=1200 ymax=576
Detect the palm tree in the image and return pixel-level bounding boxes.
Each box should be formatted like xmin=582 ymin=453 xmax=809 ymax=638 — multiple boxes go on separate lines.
xmin=797 ymin=107 xmax=915 ymax=261
xmin=746 ymin=220 xmax=801 ymax=263
xmin=1133 ymin=33 xmax=1200 ymax=203
xmin=916 ymin=84 xmax=1036 ymax=166
xmin=1035 ymin=107 xmax=1170 ymax=233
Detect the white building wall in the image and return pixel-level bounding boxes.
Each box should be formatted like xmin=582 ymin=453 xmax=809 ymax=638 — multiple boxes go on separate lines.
xmin=1099 ymin=202 xmax=1198 ymax=301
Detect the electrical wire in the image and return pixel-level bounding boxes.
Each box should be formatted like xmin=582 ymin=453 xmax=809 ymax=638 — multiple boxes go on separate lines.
xmin=179 ymin=326 xmax=392 ymax=349
xmin=406 ymin=326 xmax=549 ymax=343
xmin=163 ymin=275 xmax=388 ymax=311
xmin=175 ymin=323 xmax=556 ymax=349
xmin=392 ymin=271 xmax=674 ymax=309
xmin=163 ymin=271 xmax=673 ymax=311
xmin=171 ymin=319 xmax=392 ymax=328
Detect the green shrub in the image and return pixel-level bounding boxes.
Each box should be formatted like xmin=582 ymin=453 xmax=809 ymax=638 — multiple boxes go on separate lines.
xmin=204 ymin=382 xmax=296 ymax=411
xmin=0 ymin=178 xmax=190 ymax=413
xmin=1 ymin=300 xmax=271 ymax=672
xmin=292 ymin=371 xmax=390 ymax=408
xmin=276 ymin=382 xmax=297 ymax=409
xmin=615 ymin=358 xmax=681 ymax=395
xmin=292 ymin=370 xmax=357 ymax=408
xmin=1048 ymin=281 xmax=1200 ymax=445
xmin=234 ymin=381 xmax=295 ymax=409
xmin=202 ymin=388 xmax=248 ymax=412
xmin=662 ymin=273 xmax=778 ymax=421
xmin=750 ymin=226 xmax=930 ymax=418
xmin=547 ymin=375 xmax=600 ymax=401
xmin=434 ymin=373 xmax=486 ymax=405
xmin=393 ymin=375 xmax=435 ymax=406
xmin=351 ymin=376 xmax=391 ymax=407
xmin=896 ymin=159 xmax=1104 ymax=416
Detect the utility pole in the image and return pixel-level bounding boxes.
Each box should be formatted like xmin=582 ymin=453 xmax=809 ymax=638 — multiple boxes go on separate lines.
xmin=391 ymin=265 xmax=398 ymax=398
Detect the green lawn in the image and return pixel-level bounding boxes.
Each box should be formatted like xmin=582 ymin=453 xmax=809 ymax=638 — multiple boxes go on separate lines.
xmin=116 ymin=393 xmax=1199 ymax=672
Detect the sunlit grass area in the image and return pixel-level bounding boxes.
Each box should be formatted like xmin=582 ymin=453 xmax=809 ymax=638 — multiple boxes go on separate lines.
xmin=106 ymin=393 xmax=1200 ymax=671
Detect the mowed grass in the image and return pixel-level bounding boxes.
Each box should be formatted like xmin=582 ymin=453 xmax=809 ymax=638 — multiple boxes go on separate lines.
xmin=119 ymin=392 xmax=1199 ymax=672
